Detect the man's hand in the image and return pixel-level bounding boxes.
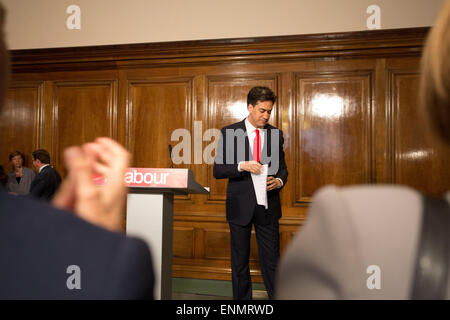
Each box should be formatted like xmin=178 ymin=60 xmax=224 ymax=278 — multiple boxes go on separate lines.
xmin=52 ymin=137 xmax=129 ymax=232
xmin=240 ymin=161 xmax=262 ymax=174
xmin=266 ymin=176 xmax=281 ymax=191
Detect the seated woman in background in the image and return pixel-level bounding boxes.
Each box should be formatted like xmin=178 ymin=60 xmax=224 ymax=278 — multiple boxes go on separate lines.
xmin=275 ymin=0 xmax=450 ymax=300
xmin=6 ymin=151 xmax=36 ymax=195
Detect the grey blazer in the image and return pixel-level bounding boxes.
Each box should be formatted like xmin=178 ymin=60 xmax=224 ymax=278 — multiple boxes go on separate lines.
xmin=6 ymin=167 xmax=35 ymax=195
xmin=275 ymin=185 xmax=450 ymax=299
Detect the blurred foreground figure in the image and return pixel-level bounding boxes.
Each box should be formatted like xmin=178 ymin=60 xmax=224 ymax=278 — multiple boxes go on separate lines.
xmin=276 ymin=1 xmax=450 ymax=300
xmin=0 ymin=6 xmax=154 ymax=299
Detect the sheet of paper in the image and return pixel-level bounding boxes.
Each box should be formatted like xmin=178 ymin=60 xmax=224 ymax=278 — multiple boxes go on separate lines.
xmin=251 ymin=164 xmax=268 ymax=209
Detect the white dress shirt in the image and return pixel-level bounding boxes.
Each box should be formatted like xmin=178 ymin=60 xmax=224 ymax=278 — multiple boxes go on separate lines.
xmin=238 ymin=118 xmax=283 ymax=188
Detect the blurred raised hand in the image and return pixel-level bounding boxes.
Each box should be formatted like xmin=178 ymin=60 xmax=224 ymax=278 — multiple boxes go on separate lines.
xmin=52 ymin=137 xmax=130 ymax=232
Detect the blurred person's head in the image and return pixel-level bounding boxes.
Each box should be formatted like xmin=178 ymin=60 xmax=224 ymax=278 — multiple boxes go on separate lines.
xmin=9 ymin=151 xmax=24 ymax=170
xmin=420 ymin=0 xmax=450 ymax=146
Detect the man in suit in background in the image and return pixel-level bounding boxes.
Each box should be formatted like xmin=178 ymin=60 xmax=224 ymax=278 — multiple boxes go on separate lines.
xmin=0 ymin=5 xmax=154 ymax=299
xmin=30 ymin=149 xmax=61 ymax=201
xmin=213 ymin=86 xmax=288 ymax=299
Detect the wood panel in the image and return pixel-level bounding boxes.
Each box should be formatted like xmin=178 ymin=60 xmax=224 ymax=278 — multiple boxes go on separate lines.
xmin=173 ymin=220 xmax=263 ymax=282
xmin=126 ymin=77 xmax=194 ymax=201
xmin=203 ymin=228 xmax=231 ymax=260
xmin=203 ymin=227 xmax=259 ymax=261
xmin=173 ymin=227 xmax=194 ymax=259
xmin=0 ymin=82 xmax=43 ymax=169
xmin=11 ymin=28 xmax=428 ymax=74
xmin=8 ymin=27 xmax=449 ymax=283
xmin=127 ymin=78 xmax=193 ymax=168
xmin=389 ymin=70 xmax=450 ymax=195
xmin=295 ymin=71 xmax=373 ymax=203
xmin=52 ymin=81 xmax=116 ymax=175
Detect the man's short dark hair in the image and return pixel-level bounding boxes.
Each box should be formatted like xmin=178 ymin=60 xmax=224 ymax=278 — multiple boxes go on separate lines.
xmin=247 ymin=86 xmax=277 ymax=107
xmin=32 ymin=149 xmax=51 ymax=164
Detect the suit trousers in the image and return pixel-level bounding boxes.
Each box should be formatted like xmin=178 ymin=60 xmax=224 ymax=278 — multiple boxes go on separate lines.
xmin=229 ymin=205 xmax=280 ymax=300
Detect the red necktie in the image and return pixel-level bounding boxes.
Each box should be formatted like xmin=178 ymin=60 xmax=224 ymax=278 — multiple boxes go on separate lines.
xmin=253 ymin=129 xmax=260 ymax=163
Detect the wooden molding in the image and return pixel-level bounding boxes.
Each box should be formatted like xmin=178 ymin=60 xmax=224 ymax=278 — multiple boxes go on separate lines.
xmin=10 ymin=27 xmax=429 ymax=72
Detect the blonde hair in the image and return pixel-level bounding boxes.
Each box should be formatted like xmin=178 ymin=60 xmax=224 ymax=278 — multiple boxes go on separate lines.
xmin=420 ymin=0 xmax=450 ymax=146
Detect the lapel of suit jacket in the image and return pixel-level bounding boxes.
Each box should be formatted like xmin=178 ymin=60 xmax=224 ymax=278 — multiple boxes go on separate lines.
xmin=237 ymin=119 xmax=251 ymax=162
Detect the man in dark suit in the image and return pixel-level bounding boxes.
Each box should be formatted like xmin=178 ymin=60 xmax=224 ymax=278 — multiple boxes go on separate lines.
xmin=30 ymin=149 xmax=61 ymax=201
xmin=0 ymin=5 xmax=154 ymax=299
xmin=213 ymin=86 xmax=288 ymax=300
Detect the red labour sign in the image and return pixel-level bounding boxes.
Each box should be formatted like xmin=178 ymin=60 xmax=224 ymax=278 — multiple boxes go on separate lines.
xmin=93 ymin=168 xmax=188 ymax=188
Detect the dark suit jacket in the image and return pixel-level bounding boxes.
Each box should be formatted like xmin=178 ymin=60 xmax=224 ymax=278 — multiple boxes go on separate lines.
xmin=0 ymin=189 xmax=154 ymax=299
xmin=30 ymin=165 xmax=62 ymax=201
xmin=213 ymin=119 xmax=288 ymax=226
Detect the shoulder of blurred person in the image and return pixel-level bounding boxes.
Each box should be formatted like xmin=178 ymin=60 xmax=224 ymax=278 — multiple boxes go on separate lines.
xmin=276 ymin=185 xmax=450 ymax=299
xmin=0 ymin=188 xmax=154 ymax=299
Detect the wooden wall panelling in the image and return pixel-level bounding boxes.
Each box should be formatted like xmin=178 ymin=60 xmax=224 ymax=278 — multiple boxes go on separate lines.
xmin=51 ymin=81 xmax=117 ymax=176
xmin=42 ymin=81 xmax=54 ymax=158
xmin=0 ymin=81 xmax=44 ymax=169
xmin=387 ymin=61 xmax=450 ymax=195
xmin=187 ymin=74 xmax=208 ymax=210
xmin=11 ymin=28 xmax=428 ymax=74
xmin=172 ymin=220 xmax=264 ymax=282
xmin=294 ymin=70 xmax=374 ymax=204
xmin=173 ymin=226 xmax=195 ymax=259
xmin=279 ymin=224 xmax=300 ymax=255
xmin=374 ymin=59 xmax=388 ymax=185
xmin=125 ymin=75 xmax=195 ymax=204
xmin=126 ymin=77 xmax=193 ymax=168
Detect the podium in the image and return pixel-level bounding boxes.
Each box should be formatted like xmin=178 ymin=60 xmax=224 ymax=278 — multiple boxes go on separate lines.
xmin=124 ymin=168 xmax=208 ymax=299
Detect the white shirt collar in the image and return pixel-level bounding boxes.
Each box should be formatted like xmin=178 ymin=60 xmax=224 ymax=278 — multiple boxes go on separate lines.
xmin=39 ymin=164 xmax=50 ymax=173
xmin=245 ymin=117 xmax=259 ymax=133
xmin=245 ymin=118 xmax=265 ymax=149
